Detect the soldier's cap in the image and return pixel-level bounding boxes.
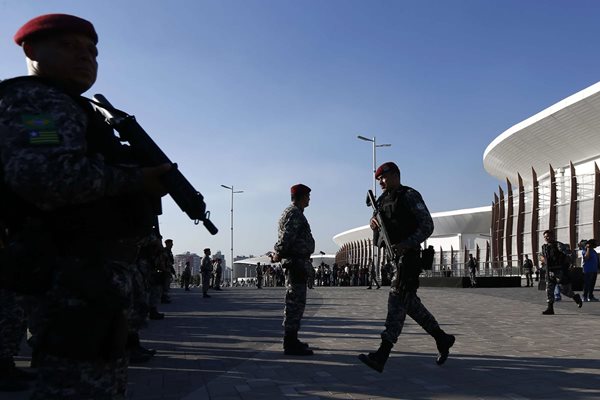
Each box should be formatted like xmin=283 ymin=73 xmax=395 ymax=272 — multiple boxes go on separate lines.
xmin=291 ymin=183 xmax=311 ymax=197
xmin=165 ymin=239 xmax=173 ymax=243
xmin=14 ymin=13 xmax=98 ymax=46
xmin=375 ymin=162 xmax=400 ymax=179
xmin=203 ymin=248 xmax=210 ymax=253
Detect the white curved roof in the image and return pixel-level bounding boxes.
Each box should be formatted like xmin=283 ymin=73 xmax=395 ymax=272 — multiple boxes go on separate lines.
xmin=333 ymin=206 xmax=491 ymax=247
xmin=483 ymin=81 xmax=600 ymax=185
xmin=234 ymin=253 xmax=337 ymax=266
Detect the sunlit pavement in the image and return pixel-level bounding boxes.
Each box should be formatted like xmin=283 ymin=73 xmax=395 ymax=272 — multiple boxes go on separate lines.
xmin=12 ymin=282 xmax=600 ymax=400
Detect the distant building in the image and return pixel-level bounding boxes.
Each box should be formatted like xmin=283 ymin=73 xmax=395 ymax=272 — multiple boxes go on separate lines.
xmin=232 ymin=253 xmax=336 ymax=280
xmin=174 ymin=252 xmax=201 ymax=275
xmin=484 ymin=81 xmax=600 ymax=268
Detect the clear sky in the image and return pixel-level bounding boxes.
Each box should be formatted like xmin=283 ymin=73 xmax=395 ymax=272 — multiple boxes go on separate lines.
xmin=2 ymin=0 xmax=600 ymax=266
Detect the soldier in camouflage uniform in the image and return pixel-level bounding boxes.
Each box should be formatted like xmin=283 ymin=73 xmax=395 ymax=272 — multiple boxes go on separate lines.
xmin=213 ymin=258 xmax=223 ymax=290
xmin=256 ymin=262 xmax=264 ymax=289
xmin=0 ymin=14 xmax=170 ymax=399
xmin=201 ymin=248 xmax=213 ymax=298
xmin=161 ymin=239 xmax=175 ymax=303
xmin=271 ymin=184 xmax=315 ymax=356
xmin=148 ymin=239 xmax=168 ymax=319
xmin=540 ymin=230 xmax=583 ymax=315
xmin=127 ymin=235 xmax=159 ymax=364
xmin=358 ymin=162 xmax=455 ymax=373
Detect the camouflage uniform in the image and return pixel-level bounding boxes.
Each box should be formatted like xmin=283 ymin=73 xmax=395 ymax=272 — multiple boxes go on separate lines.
xmin=162 ymin=246 xmax=175 ymax=301
xmin=200 ymin=254 xmax=213 ymax=295
xmin=213 ymin=261 xmax=222 ymax=290
xmin=256 ymin=264 xmax=264 ymax=288
xmin=0 ymin=288 xmax=28 ymax=390
xmin=360 ymin=182 xmax=454 ymax=371
xmin=0 ymin=77 xmax=156 ymax=399
xmin=129 ymin=255 xmax=150 ymax=331
xmin=274 ymin=204 xmax=315 ymax=332
xmin=542 ymin=240 xmax=580 ymax=305
xmin=375 ymin=185 xmax=442 ymax=343
xmin=0 ymin=289 xmax=26 ymax=362
xmin=149 ymin=245 xmax=169 ymax=309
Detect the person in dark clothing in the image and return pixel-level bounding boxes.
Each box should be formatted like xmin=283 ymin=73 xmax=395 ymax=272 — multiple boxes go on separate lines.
xmin=366 ymin=258 xmax=381 ymax=289
xmin=540 ymin=230 xmax=583 ymax=315
xmin=467 ymin=254 xmax=477 ymax=288
xmin=580 ymin=239 xmax=598 ymax=302
xmin=358 ymin=162 xmax=455 ymax=373
xmin=522 ymin=254 xmax=534 ymax=287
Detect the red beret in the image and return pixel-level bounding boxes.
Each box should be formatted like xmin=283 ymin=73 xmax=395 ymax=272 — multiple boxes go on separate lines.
xmin=375 ymin=162 xmax=400 ymax=179
xmin=14 ymin=13 xmax=98 ymax=46
xmin=291 ymin=184 xmax=311 ymax=197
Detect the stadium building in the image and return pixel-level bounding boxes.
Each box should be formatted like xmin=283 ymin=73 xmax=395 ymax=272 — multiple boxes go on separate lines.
xmin=334 ymin=81 xmax=600 ymax=277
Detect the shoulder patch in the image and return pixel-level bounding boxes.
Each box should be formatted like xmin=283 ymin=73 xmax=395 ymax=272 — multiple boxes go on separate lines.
xmin=21 ymin=114 xmax=61 ymax=145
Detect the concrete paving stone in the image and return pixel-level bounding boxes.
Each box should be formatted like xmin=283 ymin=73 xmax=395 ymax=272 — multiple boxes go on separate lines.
xmin=210 ymin=397 xmax=242 ymax=400
xmin=235 ymin=384 xmax=251 ymax=393
xmin=7 ymin=284 xmax=600 ymax=400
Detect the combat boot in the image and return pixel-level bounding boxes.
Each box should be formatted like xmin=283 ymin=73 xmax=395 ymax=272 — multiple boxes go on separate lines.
xmin=573 ymin=294 xmax=583 ymax=308
xmin=432 ymin=328 xmax=455 ymax=365
xmin=129 ymin=347 xmax=153 ymax=364
xmin=0 ymin=357 xmax=29 ymax=392
xmin=542 ymin=303 xmax=554 ymax=315
xmin=358 ymin=340 xmax=393 ymax=373
xmin=283 ymin=331 xmax=313 ymax=356
xmin=149 ymin=307 xmax=165 ymax=320
xmin=127 ymin=332 xmax=156 ymax=362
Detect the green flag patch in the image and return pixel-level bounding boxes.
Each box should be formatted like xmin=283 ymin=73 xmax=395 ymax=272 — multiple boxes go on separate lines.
xmin=21 ymin=114 xmax=61 ymax=145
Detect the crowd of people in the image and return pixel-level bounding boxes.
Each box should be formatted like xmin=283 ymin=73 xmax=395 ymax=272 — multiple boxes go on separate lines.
xmin=228 ymin=260 xmax=393 ymax=289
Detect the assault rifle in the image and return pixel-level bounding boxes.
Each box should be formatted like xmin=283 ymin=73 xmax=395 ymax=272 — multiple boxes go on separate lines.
xmin=367 ymin=189 xmax=434 ymax=272
xmin=366 ymin=189 xmax=397 ymax=263
xmin=91 ymin=94 xmax=218 ymax=235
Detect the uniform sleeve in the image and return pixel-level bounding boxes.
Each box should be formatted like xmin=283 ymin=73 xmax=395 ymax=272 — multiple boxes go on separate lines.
xmin=402 ymin=189 xmax=434 ymax=248
xmin=0 ymin=82 xmax=143 ymax=210
xmin=274 ymin=208 xmax=300 ymax=257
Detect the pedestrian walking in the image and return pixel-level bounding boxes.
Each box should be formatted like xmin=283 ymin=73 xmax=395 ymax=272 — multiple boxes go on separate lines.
xmin=540 ymin=230 xmax=583 ymax=315
xmin=358 ymin=162 xmax=455 ymax=372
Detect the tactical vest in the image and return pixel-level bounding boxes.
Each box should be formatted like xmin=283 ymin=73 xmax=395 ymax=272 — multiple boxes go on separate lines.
xmin=0 ymin=76 xmax=157 ymax=241
xmin=376 ymin=185 xmax=419 ymax=246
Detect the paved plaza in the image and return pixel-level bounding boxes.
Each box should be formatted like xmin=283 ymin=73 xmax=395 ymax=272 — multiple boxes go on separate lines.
xmin=10 ymin=282 xmax=600 ymax=400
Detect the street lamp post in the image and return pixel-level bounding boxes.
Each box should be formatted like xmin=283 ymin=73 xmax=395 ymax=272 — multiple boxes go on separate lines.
xmin=357 ymin=135 xmax=391 ymax=279
xmin=357 ymin=135 xmax=391 ymax=197
xmin=221 ymin=184 xmax=243 ymax=278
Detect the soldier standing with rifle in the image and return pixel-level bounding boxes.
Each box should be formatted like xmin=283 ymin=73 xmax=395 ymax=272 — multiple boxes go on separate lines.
xmin=358 ymin=162 xmax=455 ymax=373
xmin=271 ymin=184 xmax=315 ymax=356
xmin=0 ymin=13 xmax=217 ymax=398
xmin=0 ymin=14 xmax=171 ymax=398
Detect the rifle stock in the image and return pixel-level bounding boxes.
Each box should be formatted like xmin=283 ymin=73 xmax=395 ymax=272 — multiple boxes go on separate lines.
xmin=91 ymin=94 xmax=218 ymax=235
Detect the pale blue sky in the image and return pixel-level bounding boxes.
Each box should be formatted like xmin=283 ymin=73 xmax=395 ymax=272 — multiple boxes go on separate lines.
xmin=2 ymin=1 xmax=600 ymax=265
